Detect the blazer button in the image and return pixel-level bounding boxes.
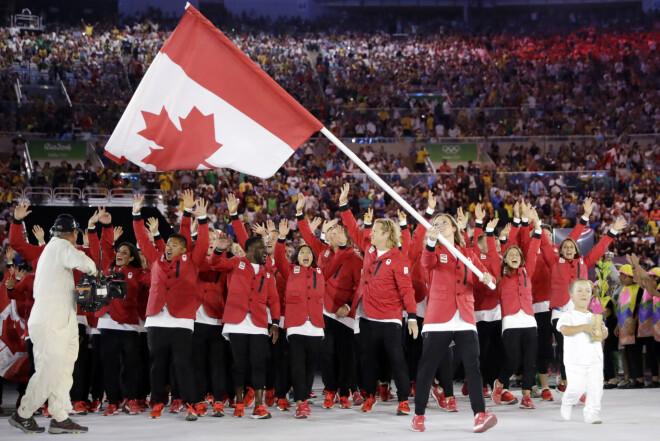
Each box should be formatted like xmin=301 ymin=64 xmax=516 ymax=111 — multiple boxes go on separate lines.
xmin=457 ymin=293 xmax=460 ymax=296
xmin=166 ymin=287 xmax=170 ymax=290
xmin=249 ymin=299 xmax=252 ymax=302
xmin=308 ymin=297 xmax=311 ymax=300
xmin=251 ymin=288 xmax=254 ymax=291
xmin=168 ymin=276 xmax=171 ymax=279
xmin=457 ymin=280 xmax=460 ymax=283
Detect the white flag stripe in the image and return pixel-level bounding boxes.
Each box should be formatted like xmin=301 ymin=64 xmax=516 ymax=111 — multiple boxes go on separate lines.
xmin=105 ymin=53 xmax=294 ymax=178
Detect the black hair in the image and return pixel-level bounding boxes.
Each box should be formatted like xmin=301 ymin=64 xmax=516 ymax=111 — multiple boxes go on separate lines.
xmin=114 ymin=242 xmax=142 ymax=269
xmin=168 ymin=234 xmax=188 ymax=249
xmin=245 ymin=236 xmax=264 ymax=253
xmin=291 ymin=244 xmax=317 ymax=268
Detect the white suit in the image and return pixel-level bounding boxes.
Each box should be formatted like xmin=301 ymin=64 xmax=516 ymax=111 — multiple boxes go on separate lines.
xmin=17 ymin=236 xmax=96 ymax=422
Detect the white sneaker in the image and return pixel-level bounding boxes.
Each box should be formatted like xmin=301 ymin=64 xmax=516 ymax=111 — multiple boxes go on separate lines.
xmin=560 ymin=405 xmax=572 ymax=421
xmin=584 ymin=413 xmax=602 ymax=424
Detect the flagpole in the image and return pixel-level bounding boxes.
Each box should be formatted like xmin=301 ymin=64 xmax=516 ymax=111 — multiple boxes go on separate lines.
xmin=320 ymin=127 xmax=496 ymax=290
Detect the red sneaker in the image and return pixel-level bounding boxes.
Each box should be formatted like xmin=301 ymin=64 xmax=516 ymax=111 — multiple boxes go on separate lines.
xmin=556 ymin=384 xmax=567 ymax=393
xmin=43 ymin=406 xmax=51 ymax=418
xmin=185 ymin=403 xmax=198 ymax=421
xmin=579 ymin=394 xmax=586 ymax=404
xmin=410 ymin=380 xmax=416 ymax=398
xmin=251 ymin=404 xmax=271 ymax=419
xmin=149 ymin=403 xmax=164 ymax=419
xmin=195 ymin=402 xmax=207 ymax=417
xmin=501 ymin=391 xmax=519 ymax=405
xmin=462 ymin=382 xmax=468 ymax=396
xmin=265 ymin=389 xmax=275 ymax=407
xmin=520 ymin=395 xmax=535 ymax=409
xmin=492 ymin=379 xmax=504 ymax=405
xmin=103 ymin=404 xmax=119 ymax=416
xmin=411 ymin=415 xmax=426 ymax=432
xmin=137 ymin=399 xmax=147 ymax=412
xmin=361 ymin=395 xmax=376 ymax=412
xmin=277 ymin=398 xmax=291 ymax=411
xmin=352 ymin=391 xmax=364 ymax=406
xmin=71 ymin=401 xmax=88 ymax=415
xmin=123 ymin=399 xmax=140 ymax=415
xmin=212 ymin=402 xmax=225 ymax=417
xmin=295 ymin=403 xmax=307 ymax=419
xmin=397 ymin=400 xmax=411 ymax=415
xmin=541 ymin=388 xmax=554 ymax=401
xmin=445 ymin=397 xmax=458 ymax=412
xmin=483 ymin=387 xmax=491 ymax=399
xmin=119 ymin=399 xmax=127 ymax=410
xmin=302 ymin=400 xmax=312 ymax=416
xmin=323 ymin=391 xmax=336 ymax=409
xmin=360 ymin=389 xmax=367 ymax=400
xmin=205 ymin=394 xmax=214 ymax=406
xmin=169 ymin=399 xmax=184 ymax=413
xmin=474 ymin=409 xmax=497 ymax=433
xmin=379 ymin=384 xmax=390 ymax=402
xmin=90 ymin=399 xmax=102 ymax=413
xmin=243 ymin=387 xmax=255 ymax=408
xmin=340 ymin=396 xmax=352 ymax=409
xmin=431 ymin=386 xmax=446 ymax=409
xmin=233 ymin=403 xmax=245 ymax=418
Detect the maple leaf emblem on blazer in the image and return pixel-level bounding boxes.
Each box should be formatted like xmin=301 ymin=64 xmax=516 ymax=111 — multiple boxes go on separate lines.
xmin=138 ymin=106 xmax=221 ymax=170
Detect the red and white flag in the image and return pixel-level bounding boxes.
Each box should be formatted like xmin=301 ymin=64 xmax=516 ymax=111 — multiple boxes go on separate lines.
xmin=597 ymin=144 xmax=620 ymax=169
xmin=0 ymin=284 xmax=28 ymax=383
xmin=105 ymin=5 xmax=323 ymax=178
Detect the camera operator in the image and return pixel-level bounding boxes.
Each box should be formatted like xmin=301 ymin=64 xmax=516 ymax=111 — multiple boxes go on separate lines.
xmin=9 ymin=214 xmax=96 ymax=434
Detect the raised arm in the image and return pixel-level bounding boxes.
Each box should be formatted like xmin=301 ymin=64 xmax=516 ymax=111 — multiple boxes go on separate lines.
xmin=274 ymin=220 xmax=291 ymax=281
xmin=227 ymin=193 xmax=249 ymax=248
xmin=9 ymin=200 xmax=43 ymax=266
xmin=132 ymin=194 xmax=160 ymax=264
xmin=190 ymin=199 xmax=210 ymax=268
xmin=179 ymin=189 xmax=195 ymax=245
xmin=584 ymin=216 xmax=626 ymax=267
xmin=338 ymin=183 xmax=370 ymax=252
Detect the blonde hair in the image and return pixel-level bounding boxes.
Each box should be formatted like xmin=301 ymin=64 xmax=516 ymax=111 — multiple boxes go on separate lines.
xmin=373 ymin=218 xmax=401 ymax=250
xmin=568 ymin=278 xmax=591 ymax=296
xmin=431 ymin=214 xmax=465 ymax=247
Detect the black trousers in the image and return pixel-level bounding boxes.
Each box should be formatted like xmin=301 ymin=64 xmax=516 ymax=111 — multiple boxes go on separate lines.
xmin=499 ymin=327 xmax=538 ymax=391
xmin=138 ymin=332 xmax=150 ymax=399
xmin=192 ymin=323 xmax=227 ymax=403
xmin=272 ymin=329 xmax=291 ymax=398
xmin=405 ymin=317 xmax=424 ymax=384
xmin=535 ymin=311 xmax=553 ymax=375
xmin=414 ymin=330 xmax=485 ymax=416
xmin=88 ymin=334 xmax=104 ymax=401
xmin=359 ymin=319 xmax=410 ymax=401
xmin=624 ymin=342 xmax=644 ymax=379
xmin=551 ymin=318 xmax=567 ymax=381
xmin=321 ymin=316 xmax=355 ymax=397
xmin=70 ymin=324 xmax=89 ymax=401
xmin=639 ymin=337 xmax=658 ymax=377
xmin=289 ymin=334 xmax=323 ymax=402
xmin=101 ymin=329 xmax=140 ymax=404
xmin=228 ymin=333 xmax=269 ymax=391
xmin=147 ymin=326 xmax=196 ymax=404
xmin=476 ymin=319 xmax=502 ymax=388
xmin=434 ymin=345 xmax=455 ymax=396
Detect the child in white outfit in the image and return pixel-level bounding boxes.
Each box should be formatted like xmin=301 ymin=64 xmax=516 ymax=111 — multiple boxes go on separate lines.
xmin=556 ymin=279 xmax=608 ymax=424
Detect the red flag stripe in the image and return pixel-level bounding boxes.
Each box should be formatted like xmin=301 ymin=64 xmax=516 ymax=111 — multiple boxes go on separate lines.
xmin=161 ymin=6 xmax=323 ymax=151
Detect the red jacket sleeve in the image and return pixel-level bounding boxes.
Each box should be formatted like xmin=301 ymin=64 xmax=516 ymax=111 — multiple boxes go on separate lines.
xmin=568 ymin=218 xmax=586 ymax=242
xmin=421 ymin=241 xmax=440 ymax=270
xmin=400 ymin=225 xmax=411 ymax=255
xmin=133 ymin=216 xmax=160 ymax=264
xmin=209 ymin=251 xmax=238 ymax=272
xmin=473 ymin=223 xmax=484 ymax=255
xmin=296 ymin=216 xmax=326 ymax=259
xmin=486 ymin=234 xmax=502 ymax=277
xmin=191 ymin=218 xmax=209 ymax=268
xmin=9 ymin=220 xmax=43 ymax=267
xmin=524 ymin=233 xmax=542 ymax=277
xmin=267 ymin=275 xmax=281 ymax=321
xmin=394 ymin=257 xmax=416 ymax=314
xmin=230 ymin=215 xmax=249 ymax=249
xmin=179 ymin=212 xmax=192 ymax=246
xmin=155 ymin=236 xmax=165 ymax=253
xmin=584 ymin=232 xmax=615 ymax=268
xmin=274 ymin=239 xmax=291 ymax=282
xmin=100 ymin=224 xmax=115 ymax=271
xmin=339 ymin=205 xmax=369 ymax=252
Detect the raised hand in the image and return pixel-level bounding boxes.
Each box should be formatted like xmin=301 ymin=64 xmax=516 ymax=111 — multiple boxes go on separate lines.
xmin=427 ymin=190 xmax=436 ymax=212
xmin=426 ymin=226 xmax=441 ymax=242
xmin=501 ymin=223 xmax=512 ymax=238
xmin=226 ymin=193 xmax=238 ymax=215
xmin=456 ymin=207 xmax=468 ymax=230
xmin=32 ymin=225 xmax=45 ymax=244
xmin=363 ymin=207 xmax=374 ymax=225
xmin=266 ymin=219 xmax=276 ymax=234
xmin=278 ymin=218 xmax=290 ymax=239
xmin=132 ymin=194 xmax=144 ymax=214
xmin=612 ymin=216 xmax=627 ymax=232
xmin=182 ymin=189 xmax=195 ymax=210
xmin=15 ymin=267 xmax=27 ymax=280
xmin=339 ymin=183 xmax=350 ymax=206
xmin=486 ymin=218 xmax=499 ymax=230
xmin=5 ymin=246 xmax=15 ymax=263
xmin=14 ymin=200 xmax=31 ymax=221
xmin=296 ymin=192 xmax=306 ymax=214
xmin=113 ymin=226 xmax=124 ymax=243
xmin=82 ymin=230 xmax=90 ymax=247
xmin=583 ymin=197 xmax=594 ymax=217
xmin=309 ymin=217 xmax=323 ymax=233
xmin=625 ymin=253 xmax=640 ymax=268
xmin=513 ymin=200 xmax=521 ymax=219
xmin=192 ymin=199 xmax=209 ymax=218
xmin=335 ymin=226 xmax=348 ymax=245
xmin=146 ymin=217 xmax=159 ymax=235
xmin=397 ymin=209 xmax=407 ymax=224
xmin=230 ymin=242 xmax=245 ymax=258
xmin=322 ymin=218 xmax=339 ymax=234
xmin=252 ymin=223 xmax=268 ymax=238
xmin=474 ymin=203 xmax=485 ymax=222
xmin=88 ymin=209 xmax=101 ymax=226
xmin=5 ymin=273 xmax=15 ymax=289
xmin=98 ymin=207 xmax=112 ymax=225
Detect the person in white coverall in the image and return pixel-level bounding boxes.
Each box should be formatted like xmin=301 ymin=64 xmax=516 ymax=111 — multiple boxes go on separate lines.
xmin=9 ymin=214 xmax=96 ymax=434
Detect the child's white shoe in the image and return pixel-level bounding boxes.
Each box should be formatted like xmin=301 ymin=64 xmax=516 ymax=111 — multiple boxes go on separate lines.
xmin=560 ymin=405 xmax=572 ymax=421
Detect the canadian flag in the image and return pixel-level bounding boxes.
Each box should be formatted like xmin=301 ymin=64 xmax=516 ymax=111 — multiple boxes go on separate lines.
xmin=0 ymin=280 xmax=28 ymax=383
xmin=597 ymin=144 xmax=620 ymax=169
xmin=105 ymin=5 xmax=323 ymax=179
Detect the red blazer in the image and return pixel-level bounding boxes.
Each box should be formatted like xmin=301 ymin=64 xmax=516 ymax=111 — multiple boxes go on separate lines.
xmin=138 ymin=268 xmax=151 ymax=322
xmin=274 ymin=240 xmax=325 ymax=329
xmin=94 ymin=265 xmax=148 ymax=325
xmin=297 ymin=215 xmax=362 ymax=317
xmin=472 ymin=224 xmax=500 ymax=312
xmin=340 ymin=206 xmax=417 ymax=321
xmin=197 ymin=268 xmax=226 ymax=319
xmin=210 ymin=253 xmax=281 ymax=328
xmin=134 ymin=214 xmax=209 ymax=320
xmin=422 ymin=240 xmax=492 ymax=326
xmin=489 ymin=233 xmax=541 ymax=318
xmin=406 ymin=212 xmax=432 ymax=305
xmin=8 ymin=273 xmax=35 ymax=325
xmin=548 ymin=229 xmax=616 ymax=309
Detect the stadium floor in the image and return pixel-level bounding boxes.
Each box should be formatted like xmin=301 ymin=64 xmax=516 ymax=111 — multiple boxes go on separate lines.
xmin=0 ymin=377 xmax=657 ymax=440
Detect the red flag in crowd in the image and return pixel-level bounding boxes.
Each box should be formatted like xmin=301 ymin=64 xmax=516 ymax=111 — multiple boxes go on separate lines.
xmin=0 ymin=282 xmax=29 ymax=383
xmin=597 ymin=144 xmax=620 ymax=169
xmin=105 ymin=4 xmax=323 ymax=179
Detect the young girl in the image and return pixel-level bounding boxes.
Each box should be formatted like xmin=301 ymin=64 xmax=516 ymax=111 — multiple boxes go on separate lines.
xmin=274 ymin=219 xmax=325 ymax=419
xmin=490 ymin=206 xmax=542 ymax=409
